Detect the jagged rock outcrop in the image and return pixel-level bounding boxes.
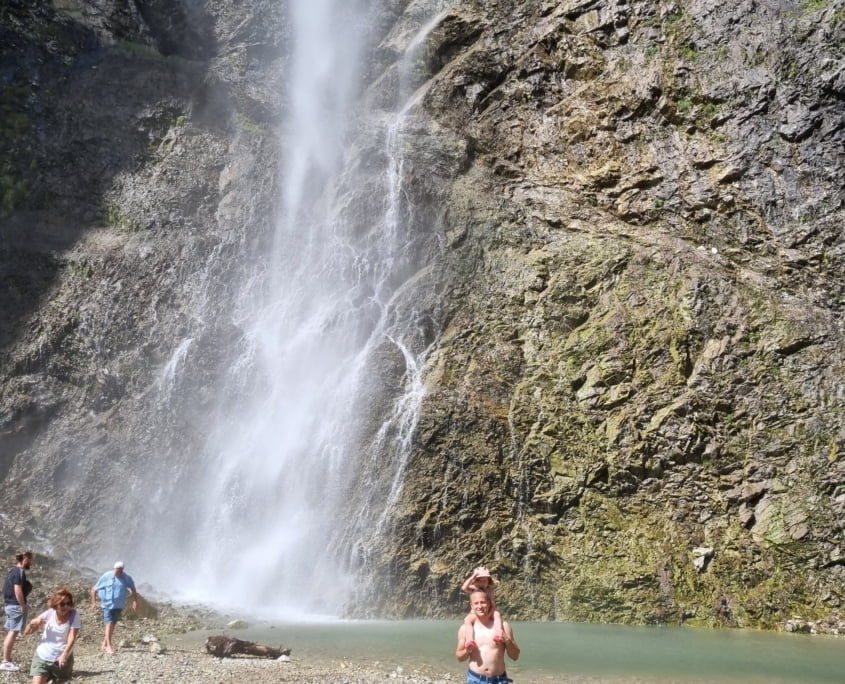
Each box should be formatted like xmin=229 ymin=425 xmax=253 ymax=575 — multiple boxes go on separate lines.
xmin=1 ymin=0 xmax=843 ymax=630
xmin=353 ymin=0 xmax=845 ymax=627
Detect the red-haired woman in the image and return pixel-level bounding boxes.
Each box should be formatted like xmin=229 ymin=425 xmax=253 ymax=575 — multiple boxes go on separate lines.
xmin=26 ymin=587 xmax=80 ymax=684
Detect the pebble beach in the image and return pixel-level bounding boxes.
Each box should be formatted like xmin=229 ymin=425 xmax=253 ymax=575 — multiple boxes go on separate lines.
xmin=2 ymin=610 xmax=452 ymax=684
xmin=2 ymin=648 xmax=449 ymax=683
xmin=1 ymin=646 xmax=628 ymax=684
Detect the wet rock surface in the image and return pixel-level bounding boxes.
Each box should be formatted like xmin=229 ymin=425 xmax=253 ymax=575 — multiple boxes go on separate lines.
xmin=345 ymin=0 xmax=845 ymax=627
xmin=1 ymin=0 xmax=844 ymax=632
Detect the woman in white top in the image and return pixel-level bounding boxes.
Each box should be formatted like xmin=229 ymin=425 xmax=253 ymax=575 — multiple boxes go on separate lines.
xmin=26 ymin=587 xmax=80 ymax=684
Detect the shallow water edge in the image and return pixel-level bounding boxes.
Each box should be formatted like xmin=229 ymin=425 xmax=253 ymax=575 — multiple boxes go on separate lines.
xmin=172 ymin=619 xmax=845 ymax=684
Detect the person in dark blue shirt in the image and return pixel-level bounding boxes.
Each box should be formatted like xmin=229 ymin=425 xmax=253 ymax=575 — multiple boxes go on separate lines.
xmin=1 ymin=550 xmax=34 ymax=671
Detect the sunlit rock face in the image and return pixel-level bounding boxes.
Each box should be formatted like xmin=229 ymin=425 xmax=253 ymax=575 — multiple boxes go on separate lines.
xmin=1 ymin=0 xmax=843 ymax=628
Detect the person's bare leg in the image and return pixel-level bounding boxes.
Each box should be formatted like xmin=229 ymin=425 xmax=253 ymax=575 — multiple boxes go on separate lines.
xmin=461 ymin=617 xmax=478 ymax=650
xmin=493 ymin=610 xmax=504 ymax=642
xmin=3 ymin=629 xmax=17 ymax=662
xmin=103 ymin=622 xmax=116 ymax=654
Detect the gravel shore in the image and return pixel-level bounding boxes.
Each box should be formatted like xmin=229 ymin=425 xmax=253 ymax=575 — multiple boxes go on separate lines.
xmin=0 ymin=635 xmax=641 ymax=684
xmin=73 ymin=648 xmax=451 ymax=683
xmin=3 ymin=614 xmax=454 ymax=684
xmin=0 ymin=560 xmax=463 ymax=684
xmin=1 ymin=577 xmax=462 ymax=684
xmin=2 ymin=647 xmax=452 ymax=683
xmin=1 ymin=644 xmax=615 ymax=684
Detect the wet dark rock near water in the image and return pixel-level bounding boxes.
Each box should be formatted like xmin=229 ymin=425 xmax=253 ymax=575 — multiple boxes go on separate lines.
xmin=1 ymin=0 xmax=844 ymax=632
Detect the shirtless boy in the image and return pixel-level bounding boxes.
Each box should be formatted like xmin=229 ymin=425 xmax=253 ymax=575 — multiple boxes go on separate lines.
xmin=456 ymin=589 xmax=520 ymax=684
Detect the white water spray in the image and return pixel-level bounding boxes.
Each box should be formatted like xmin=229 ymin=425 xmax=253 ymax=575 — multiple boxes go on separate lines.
xmin=139 ymin=1 xmax=454 ymax=617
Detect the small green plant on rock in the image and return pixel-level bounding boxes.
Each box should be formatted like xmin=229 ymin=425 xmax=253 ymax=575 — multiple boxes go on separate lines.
xmin=71 ymin=262 xmax=93 ymax=279
xmin=800 ymin=0 xmax=827 ymax=12
xmin=700 ymin=101 xmax=720 ymax=120
xmin=104 ymin=204 xmax=140 ymax=233
xmin=680 ymin=43 xmax=698 ymax=61
xmin=233 ymin=112 xmax=265 ymax=136
xmin=664 ymin=12 xmax=684 ymax=27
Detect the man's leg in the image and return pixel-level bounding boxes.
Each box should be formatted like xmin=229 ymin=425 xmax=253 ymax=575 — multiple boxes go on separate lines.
xmin=103 ymin=621 xmax=116 ymax=654
xmin=2 ymin=605 xmax=24 ymax=667
xmin=102 ymin=607 xmax=122 ymax=653
xmin=2 ymin=629 xmax=16 ymax=662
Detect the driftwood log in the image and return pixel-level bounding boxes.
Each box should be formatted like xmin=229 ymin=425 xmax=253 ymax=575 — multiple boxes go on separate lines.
xmin=205 ymin=635 xmax=291 ymax=659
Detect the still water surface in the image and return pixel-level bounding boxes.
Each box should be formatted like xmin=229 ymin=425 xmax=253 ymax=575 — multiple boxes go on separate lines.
xmin=180 ymin=620 xmax=845 ymax=683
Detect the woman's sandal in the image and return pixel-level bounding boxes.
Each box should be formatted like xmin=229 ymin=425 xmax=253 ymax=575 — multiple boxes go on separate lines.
xmin=465 ymin=640 xmax=477 ymax=650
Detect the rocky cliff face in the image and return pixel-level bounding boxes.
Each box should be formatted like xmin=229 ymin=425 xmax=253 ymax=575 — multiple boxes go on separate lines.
xmin=1 ymin=0 xmax=283 ymax=552
xmin=1 ymin=0 xmax=843 ymax=629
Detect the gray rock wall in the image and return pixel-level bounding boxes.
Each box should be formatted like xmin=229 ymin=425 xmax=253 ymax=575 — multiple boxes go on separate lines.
xmin=353 ymin=0 xmax=845 ymax=626
xmin=1 ymin=0 xmax=843 ymax=627
xmin=0 ymin=0 xmax=285 ymax=556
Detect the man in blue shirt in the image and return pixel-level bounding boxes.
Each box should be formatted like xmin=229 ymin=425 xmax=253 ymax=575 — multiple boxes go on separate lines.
xmin=89 ymin=561 xmax=140 ymax=654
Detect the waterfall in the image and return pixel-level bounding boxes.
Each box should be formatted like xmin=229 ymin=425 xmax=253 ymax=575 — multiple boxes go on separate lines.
xmin=137 ymin=1 xmax=453 ymax=617
xmin=158 ymin=337 xmax=193 ymax=399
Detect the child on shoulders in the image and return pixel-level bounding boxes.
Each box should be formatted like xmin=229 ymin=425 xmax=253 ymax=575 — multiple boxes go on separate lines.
xmin=461 ymin=565 xmax=504 ymax=645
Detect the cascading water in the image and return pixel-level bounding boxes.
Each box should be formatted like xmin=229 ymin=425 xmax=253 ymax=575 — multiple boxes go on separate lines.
xmin=139 ymin=1 xmax=454 ymax=617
